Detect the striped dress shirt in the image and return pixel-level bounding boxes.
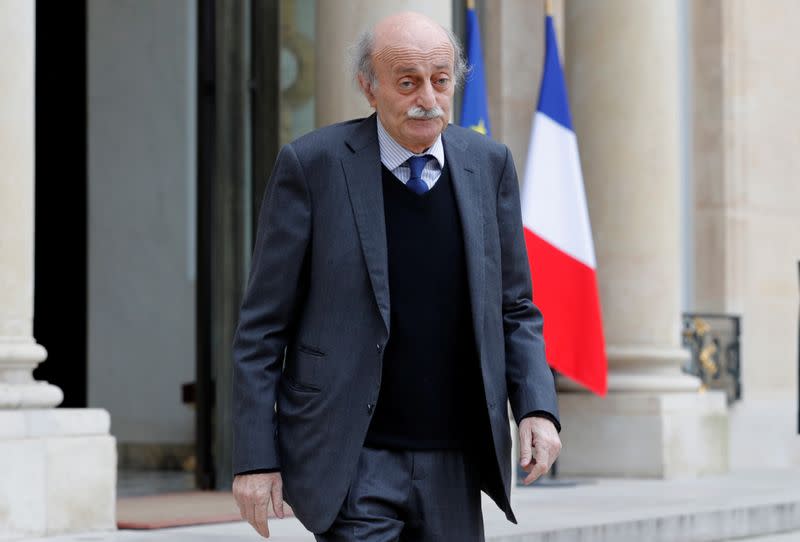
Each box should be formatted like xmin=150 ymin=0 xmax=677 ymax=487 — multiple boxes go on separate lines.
xmin=377 ymin=117 xmax=445 ymax=190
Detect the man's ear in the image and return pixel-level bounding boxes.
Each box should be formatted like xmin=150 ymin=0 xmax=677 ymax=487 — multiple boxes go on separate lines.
xmin=357 ymin=74 xmax=378 ymax=108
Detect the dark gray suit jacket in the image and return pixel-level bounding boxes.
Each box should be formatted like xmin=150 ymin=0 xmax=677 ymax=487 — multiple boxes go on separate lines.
xmin=233 ymin=114 xmax=559 ymax=533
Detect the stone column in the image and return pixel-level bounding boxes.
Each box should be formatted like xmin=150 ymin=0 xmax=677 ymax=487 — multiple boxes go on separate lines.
xmin=693 ymin=0 xmax=800 ymax=469
xmin=315 ymin=0 xmax=452 ymax=127
xmin=555 ymin=0 xmax=728 ymax=478
xmin=483 ymin=0 xmax=564 ymax=169
xmin=0 ymin=1 xmax=62 ymax=410
xmin=0 ymin=2 xmax=116 ymax=537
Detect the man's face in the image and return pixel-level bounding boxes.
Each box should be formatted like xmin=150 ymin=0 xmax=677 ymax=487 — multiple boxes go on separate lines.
xmin=362 ymin=40 xmax=455 ymax=153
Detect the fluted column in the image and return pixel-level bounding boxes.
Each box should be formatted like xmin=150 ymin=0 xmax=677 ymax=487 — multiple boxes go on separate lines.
xmin=556 ymin=0 xmax=728 ymax=478
xmin=315 ymin=0 xmax=452 ymax=127
xmin=0 ymin=0 xmax=62 ymax=409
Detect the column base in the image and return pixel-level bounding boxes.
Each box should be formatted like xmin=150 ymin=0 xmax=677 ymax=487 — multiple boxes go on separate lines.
xmin=556 ymin=391 xmax=729 ymax=478
xmin=0 ymin=381 xmax=64 ymax=408
xmin=0 ymin=337 xmax=63 ymax=408
xmin=559 ymin=345 xmax=702 ymax=393
xmin=0 ymin=409 xmax=117 ymax=538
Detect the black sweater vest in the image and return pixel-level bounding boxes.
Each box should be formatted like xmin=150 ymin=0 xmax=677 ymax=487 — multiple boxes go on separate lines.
xmin=364 ymin=163 xmax=482 ymax=449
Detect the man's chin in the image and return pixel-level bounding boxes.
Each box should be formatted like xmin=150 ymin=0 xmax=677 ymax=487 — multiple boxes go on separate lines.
xmin=404 ymin=121 xmax=444 ymax=143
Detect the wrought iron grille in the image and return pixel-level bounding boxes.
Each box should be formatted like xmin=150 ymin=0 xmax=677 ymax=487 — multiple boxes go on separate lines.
xmin=681 ymin=313 xmax=742 ymax=404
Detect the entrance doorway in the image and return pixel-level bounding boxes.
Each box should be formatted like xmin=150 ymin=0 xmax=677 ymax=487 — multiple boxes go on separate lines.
xmin=33 ymin=2 xmax=87 ymax=407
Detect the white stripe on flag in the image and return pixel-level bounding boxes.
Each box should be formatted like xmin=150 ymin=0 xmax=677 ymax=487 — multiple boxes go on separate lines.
xmin=522 ymin=112 xmax=596 ymax=269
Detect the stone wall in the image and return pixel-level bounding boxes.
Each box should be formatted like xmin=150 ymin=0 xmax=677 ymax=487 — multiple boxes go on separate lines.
xmin=692 ymin=0 xmax=800 ymax=469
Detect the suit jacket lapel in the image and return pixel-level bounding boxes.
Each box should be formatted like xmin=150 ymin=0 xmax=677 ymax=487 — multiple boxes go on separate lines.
xmin=341 ymin=115 xmax=391 ymax=332
xmin=340 ymin=118 xmax=486 ymax=343
xmin=443 ymin=128 xmax=486 ymax=353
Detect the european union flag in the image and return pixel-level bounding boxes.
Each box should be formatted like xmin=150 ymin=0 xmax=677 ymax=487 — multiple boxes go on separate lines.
xmin=460 ymin=5 xmax=491 ymax=137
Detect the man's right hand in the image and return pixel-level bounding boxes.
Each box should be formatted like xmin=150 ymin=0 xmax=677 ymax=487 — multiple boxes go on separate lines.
xmin=232 ymin=472 xmax=285 ymax=538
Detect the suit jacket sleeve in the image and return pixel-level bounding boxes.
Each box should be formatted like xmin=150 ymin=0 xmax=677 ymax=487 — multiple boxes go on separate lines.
xmin=496 ymin=145 xmax=560 ymax=428
xmin=232 ymin=143 xmax=311 ymax=475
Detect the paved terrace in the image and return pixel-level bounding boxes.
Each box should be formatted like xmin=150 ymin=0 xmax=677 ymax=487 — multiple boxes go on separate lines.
xmin=16 ymin=469 xmax=800 ymax=542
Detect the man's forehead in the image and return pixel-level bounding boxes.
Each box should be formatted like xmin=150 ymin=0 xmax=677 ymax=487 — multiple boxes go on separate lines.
xmin=373 ymin=43 xmax=454 ymax=73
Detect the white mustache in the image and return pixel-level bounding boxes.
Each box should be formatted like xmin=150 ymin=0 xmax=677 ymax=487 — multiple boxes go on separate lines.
xmin=407 ymin=105 xmax=444 ymax=120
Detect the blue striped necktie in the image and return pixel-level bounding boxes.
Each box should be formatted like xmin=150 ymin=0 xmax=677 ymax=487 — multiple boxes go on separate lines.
xmin=406 ymin=155 xmax=432 ymax=195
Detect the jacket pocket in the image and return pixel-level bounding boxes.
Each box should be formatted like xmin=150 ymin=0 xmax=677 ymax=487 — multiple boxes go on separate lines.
xmin=296 ymin=343 xmax=326 ymax=357
xmin=284 ymin=346 xmax=326 ymax=390
xmin=282 ymin=374 xmax=321 ymax=394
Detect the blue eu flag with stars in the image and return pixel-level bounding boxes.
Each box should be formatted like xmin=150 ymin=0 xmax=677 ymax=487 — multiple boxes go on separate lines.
xmin=460 ymin=5 xmax=491 ymax=137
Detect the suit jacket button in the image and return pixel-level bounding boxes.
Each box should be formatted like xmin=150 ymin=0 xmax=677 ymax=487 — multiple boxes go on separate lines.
xmin=376 ymin=344 xmax=383 ymax=353
xmin=367 ymin=403 xmax=374 ymax=415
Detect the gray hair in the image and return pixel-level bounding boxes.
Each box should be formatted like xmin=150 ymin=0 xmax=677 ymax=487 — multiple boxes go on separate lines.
xmin=351 ymin=26 xmax=469 ymax=90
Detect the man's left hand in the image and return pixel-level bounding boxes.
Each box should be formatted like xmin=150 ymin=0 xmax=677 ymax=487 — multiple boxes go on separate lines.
xmin=519 ymin=416 xmax=562 ymax=485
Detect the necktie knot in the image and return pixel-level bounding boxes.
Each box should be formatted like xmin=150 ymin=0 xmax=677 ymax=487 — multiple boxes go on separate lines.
xmin=406 ymin=155 xmax=432 ymax=195
xmin=407 ymin=154 xmax=432 ymax=180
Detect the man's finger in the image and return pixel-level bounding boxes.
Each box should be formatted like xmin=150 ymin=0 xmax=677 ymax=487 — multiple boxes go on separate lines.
xmin=523 ymin=462 xmax=549 ymax=485
xmin=242 ymin=497 xmax=255 ymax=528
xmin=523 ymin=444 xmax=552 ymax=485
xmin=254 ymin=498 xmax=270 ymax=539
xmin=537 ymin=447 xmax=551 ymax=472
xmin=519 ymin=424 xmax=533 ymax=467
xmin=271 ymin=481 xmax=285 ymax=519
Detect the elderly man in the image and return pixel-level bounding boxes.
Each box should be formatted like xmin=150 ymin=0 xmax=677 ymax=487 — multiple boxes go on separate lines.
xmin=232 ymin=11 xmax=561 ymax=541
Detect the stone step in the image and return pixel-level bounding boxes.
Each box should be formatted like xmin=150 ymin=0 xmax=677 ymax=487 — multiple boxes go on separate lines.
xmin=484 ymin=470 xmax=800 ymax=542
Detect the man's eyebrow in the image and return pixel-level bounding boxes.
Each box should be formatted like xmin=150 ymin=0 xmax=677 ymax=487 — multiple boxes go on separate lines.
xmin=394 ymin=65 xmax=421 ymax=75
xmin=393 ymin=63 xmax=453 ymax=75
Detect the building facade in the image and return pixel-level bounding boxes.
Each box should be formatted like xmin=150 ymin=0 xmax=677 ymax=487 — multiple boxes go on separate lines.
xmin=1 ymin=0 xmax=799 ymax=537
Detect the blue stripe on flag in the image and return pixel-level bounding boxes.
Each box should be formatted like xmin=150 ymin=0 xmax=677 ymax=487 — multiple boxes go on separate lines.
xmin=460 ymin=7 xmax=492 ymax=137
xmin=536 ymin=16 xmax=573 ymax=131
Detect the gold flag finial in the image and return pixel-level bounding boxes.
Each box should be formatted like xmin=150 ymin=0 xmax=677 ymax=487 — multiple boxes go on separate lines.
xmin=466 ymin=0 xmax=476 ymax=9
xmin=545 ymin=0 xmax=553 ymax=16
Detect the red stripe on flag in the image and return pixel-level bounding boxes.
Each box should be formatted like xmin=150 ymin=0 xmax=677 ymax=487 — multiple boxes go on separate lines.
xmin=524 ymin=228 xmax=607 ymax=396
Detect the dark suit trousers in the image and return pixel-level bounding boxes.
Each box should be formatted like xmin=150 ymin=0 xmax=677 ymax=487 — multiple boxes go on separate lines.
xmin=315 ymin=446 xmax=484 ymax=542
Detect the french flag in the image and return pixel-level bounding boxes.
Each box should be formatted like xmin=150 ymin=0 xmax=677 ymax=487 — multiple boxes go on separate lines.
xmin=521 ymin=15 xmax=607 ymax=396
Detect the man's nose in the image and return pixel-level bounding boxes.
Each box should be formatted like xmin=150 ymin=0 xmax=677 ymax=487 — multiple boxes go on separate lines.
xmin=416 ymin=81 xmax=436 ymax=109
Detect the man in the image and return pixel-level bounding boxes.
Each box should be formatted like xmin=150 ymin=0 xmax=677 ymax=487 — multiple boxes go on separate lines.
xmin=232 ymin=11 xmax=561 ymax=541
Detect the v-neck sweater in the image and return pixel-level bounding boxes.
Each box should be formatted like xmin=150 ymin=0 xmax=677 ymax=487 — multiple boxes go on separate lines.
xmin=364 ymin=163 xmax=482 ymax=450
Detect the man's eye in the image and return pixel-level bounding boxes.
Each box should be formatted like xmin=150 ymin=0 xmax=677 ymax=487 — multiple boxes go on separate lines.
xmin=437 ymin=78 xmax=450 ymax=86
xmin=399 ymin=81 xmax=414 ymax=89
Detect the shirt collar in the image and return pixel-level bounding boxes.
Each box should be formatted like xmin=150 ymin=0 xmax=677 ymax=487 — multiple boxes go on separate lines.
xmin=376 ymin=116 xmax=445 ymax=171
